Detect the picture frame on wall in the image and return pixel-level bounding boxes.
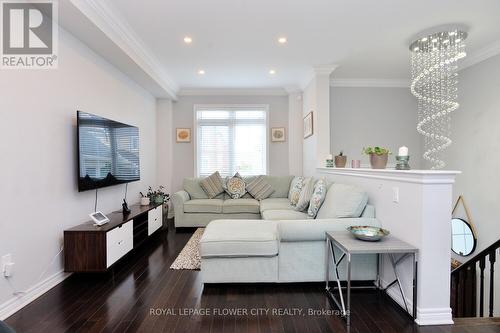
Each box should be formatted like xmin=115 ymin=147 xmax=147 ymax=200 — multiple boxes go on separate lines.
xmin=271 ymin=127 xmax=286 ymax=142
xmin=176 ymin=128 xmax=191 ymax=143
xmin=303 ymin=111 xmax=313 ymax=138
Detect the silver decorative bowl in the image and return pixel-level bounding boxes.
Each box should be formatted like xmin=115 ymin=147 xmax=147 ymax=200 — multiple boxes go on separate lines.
xmin=347 ymin=226 xmax=390 ymax=241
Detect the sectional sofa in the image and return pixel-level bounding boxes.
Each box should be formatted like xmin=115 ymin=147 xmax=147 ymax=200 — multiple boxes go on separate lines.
xmin=172 ymin=175 xmax=375 ymax=227
xmin=173 ymin=175 xmax=381 ymax=283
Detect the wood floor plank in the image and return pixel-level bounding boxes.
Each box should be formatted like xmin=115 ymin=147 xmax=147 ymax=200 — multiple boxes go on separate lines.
xmin=5 ymin=220 xmax=500 ymax=333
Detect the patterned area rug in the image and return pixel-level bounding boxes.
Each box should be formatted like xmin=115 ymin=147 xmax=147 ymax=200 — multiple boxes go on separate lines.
xmin=170 ymin=228 xmax=204 ymax=270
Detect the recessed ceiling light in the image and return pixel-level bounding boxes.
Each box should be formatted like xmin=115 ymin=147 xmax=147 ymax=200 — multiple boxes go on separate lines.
xmin=269 ymin=69 xmax=276 ymax=75
xmin=184 ymin=36 xmax=192 ymax=44
xmin=278 ymin=37 xmax=287 ymax=44
xmin=198 ymin=69 xmax=205 ymax=75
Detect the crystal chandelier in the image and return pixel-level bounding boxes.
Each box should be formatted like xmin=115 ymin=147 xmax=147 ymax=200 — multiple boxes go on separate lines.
xmin=410 ymin=29 xmax=467 ymax=169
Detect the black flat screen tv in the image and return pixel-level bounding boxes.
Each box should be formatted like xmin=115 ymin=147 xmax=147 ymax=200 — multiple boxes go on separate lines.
xmin=77 ymin=111 xmax=140 ymax=192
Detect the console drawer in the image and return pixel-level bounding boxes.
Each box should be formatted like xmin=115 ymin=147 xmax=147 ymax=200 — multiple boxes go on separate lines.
xmin=106 ymin=220 xmax=133 ymax=268
xmin=148 ymin=206 xmax=162 ymax=236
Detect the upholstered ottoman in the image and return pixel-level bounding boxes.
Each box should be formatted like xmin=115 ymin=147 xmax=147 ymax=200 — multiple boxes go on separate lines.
xmin=200 ymin=220 xmax=279 ymax=283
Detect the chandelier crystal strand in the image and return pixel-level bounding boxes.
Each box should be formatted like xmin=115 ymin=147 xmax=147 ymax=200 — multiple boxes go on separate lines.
xmin=410 ymin=30 xmax=467 ymax=169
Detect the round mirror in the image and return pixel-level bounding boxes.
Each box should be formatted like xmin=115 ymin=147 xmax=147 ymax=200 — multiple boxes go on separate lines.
xmin=451 ymin=218 xmax=477 ymax=256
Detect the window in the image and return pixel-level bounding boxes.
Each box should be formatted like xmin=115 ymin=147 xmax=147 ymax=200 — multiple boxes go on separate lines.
xmin=195 ymin=105 xmax=268 ymax=177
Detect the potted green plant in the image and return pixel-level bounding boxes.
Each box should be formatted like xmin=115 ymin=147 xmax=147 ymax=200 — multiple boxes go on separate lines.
xmin=146 ymin=186 xmax=170 ymax=204
xmin=363 ymin=146 xmax=391 ymax=169
xmin=334 ymin=151 xmax=347 ymax=168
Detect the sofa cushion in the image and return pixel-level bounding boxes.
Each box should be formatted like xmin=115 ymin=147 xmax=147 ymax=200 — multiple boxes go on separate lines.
xmin=262 ymin=209 xmax=308 ymax=220
xmin=316 ymin=184 xmax=368 ymax=219
xmin=184 ymin=199 xmax=223 ymax=213
xmin=308 ymin=179 xmax=328 ymax=218
xmin=246 ymin=175 xmax=275 ymax=200
xmin=288 ymin=176 xmax=305 ymax=206
xmin=295 ymin=177 xmax=314 ymax=211
xmin=200 ymin=220 xmax=278 ymax=257
xmin=183 ymin=178 xmax=209 ymax=199
xmin=225 ymin=172 xmax=247 ymax=199
xmin=222 ymin=199 xmax=260 ymax=214
xmin=261 ymin=175 xmax=293 ymax=198
xmin=200 ymin=171 xmax=225 ymax=199
xmin=278 ymin=218 xmax=381 ymax=242
xmin=260 ymin=198 xmax=293 ymax=212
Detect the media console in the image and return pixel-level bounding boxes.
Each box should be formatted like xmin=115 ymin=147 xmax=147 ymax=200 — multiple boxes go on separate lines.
xmin=64 ymin=203 xmax=163 ymax=272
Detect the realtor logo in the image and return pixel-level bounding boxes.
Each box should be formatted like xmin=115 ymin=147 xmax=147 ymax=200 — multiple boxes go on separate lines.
xmin=1 ymin=0 xmax=58 ymax=69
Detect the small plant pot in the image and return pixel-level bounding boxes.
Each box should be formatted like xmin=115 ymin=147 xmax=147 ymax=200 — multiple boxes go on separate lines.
xmin=334 ymin=155 xmax=347 ymax=168
xmin=140 ymin=197 xmax=150 ymax=206
xmin=151 ymin=195 xmax=165 ymax=204
xmin=369 ymin=153 xmax=389 ymax=169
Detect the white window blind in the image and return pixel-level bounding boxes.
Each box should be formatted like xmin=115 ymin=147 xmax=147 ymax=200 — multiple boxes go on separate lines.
xmin=196 ymin=106 xmax=268 ymax=177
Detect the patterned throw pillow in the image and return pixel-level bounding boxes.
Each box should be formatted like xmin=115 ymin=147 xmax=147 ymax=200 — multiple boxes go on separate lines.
xmin=288 ymin=176 xmax=305 ymax=206
xmin=308 ymin=179 xmax=328 ymax=218
xmin=199 ymin=171 xmax=224 ymax=199
xmin=246 ymin=176 xmax=275 ymax=200
xmin=295 ymin=177 xmax=314 ymax=211
xmin=225 ymin=172 xmax=247 ymax=199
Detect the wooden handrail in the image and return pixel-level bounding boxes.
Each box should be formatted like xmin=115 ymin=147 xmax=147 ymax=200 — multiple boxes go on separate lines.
xmin=451 ymin=238 xmax=500 ymax=318
xmin=452 ymin=239 xmax=500 ymax=275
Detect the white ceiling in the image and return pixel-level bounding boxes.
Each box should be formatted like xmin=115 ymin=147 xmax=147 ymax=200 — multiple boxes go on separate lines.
xmin=104 ymin=0 xmax=500 ymax=90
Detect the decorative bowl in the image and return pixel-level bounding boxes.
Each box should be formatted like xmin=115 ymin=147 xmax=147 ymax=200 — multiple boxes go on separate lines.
xmin=347 ymin=226 xmax=390 ymax=241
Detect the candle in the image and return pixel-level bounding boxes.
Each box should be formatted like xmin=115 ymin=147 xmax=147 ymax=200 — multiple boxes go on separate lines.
xmin=398 ymin=146 xmax=409 ymax=156
xmin=326 ymin=154 xmax=333 ymax=160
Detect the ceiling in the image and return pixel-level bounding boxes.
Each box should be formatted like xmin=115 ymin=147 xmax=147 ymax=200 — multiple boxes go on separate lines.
xmin=103 ymin=0 xmax=500 ymax=90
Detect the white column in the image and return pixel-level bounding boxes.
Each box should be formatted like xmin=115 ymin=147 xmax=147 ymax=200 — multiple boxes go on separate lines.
xmin=317 ymin=168 xmax=459 ymax=326
xmin=287 ymin=88 xmax=303 ymax=176
xmin=302 ymin=65 xmax=337 ymax=176
xmin=156 ymin=99 xmax=173 ymax=204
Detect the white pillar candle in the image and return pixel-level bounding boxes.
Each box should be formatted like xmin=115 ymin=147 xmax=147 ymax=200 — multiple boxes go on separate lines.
xmin=398 ymin=146 xmax=409 ymax=156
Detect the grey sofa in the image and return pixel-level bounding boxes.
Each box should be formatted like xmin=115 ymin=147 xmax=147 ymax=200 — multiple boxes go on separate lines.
xmin=172 ymin=175 xmax=294 ymax=227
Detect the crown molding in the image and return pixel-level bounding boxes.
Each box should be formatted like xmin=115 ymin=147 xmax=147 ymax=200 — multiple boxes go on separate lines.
xmin=177 ymin=87 xmax=289 ymax=97
xmin=460 ymin=39 xmax=500 ymax=71
xmin=68 ymin=0 xmax=178 ymax=99
xmin=330 ymin=78 xmax=410 ymax=88
xmin=313 ymin=64 xmax=338 ymax=75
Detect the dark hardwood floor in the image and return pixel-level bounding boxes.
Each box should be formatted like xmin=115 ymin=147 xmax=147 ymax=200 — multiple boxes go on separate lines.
xmin=6 ymin=220 xmax=500 ymax=333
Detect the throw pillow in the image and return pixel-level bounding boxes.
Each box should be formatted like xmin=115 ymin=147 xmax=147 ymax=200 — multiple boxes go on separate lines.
xmin=199 ymin=171 xmax=224 ymax=199
xmin=316 ymin=183 xmax=368 ymax=219
xmin=246 ymin=175 xmax=275 ymax=200
xmin=295 ymin=177 xmax=314 ymax=211
xmin=307 ymin=179 xmax=328 ymax=218
xmin=288 ymin=176 xmax=305 ymax=206
xmin=225 ymin=172 xmax=247 ymax=199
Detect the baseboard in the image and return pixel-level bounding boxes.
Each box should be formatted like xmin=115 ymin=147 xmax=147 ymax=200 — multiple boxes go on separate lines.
xmin=380 ymin=278 xmax=453 ymax=326
xmin=0 ymin=270 xmax=71 ymax=320
xmin=415 ymin=308 xmax=454 ymax=326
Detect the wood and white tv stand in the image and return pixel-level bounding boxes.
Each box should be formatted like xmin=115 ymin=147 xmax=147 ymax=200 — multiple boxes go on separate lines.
xmin=64 ymin=203 xmax=163 ymax=272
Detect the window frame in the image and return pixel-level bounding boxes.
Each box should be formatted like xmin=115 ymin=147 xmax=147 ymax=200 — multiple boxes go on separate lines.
xmin=193 ymin=104 xmax=270 ymax=177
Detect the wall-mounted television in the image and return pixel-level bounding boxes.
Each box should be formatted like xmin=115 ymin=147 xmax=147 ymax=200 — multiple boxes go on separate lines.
xmin=77 ymin=111 xmax=140 ymax=192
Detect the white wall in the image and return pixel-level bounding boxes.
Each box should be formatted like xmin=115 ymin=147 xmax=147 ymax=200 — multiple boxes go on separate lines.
xmin=170 ymin=95 xmax=289 ymax=193
xmin=0 ymin=29 xmax=157 ymax=313
xmin=330 ymin=86 xmax=422 ymax=168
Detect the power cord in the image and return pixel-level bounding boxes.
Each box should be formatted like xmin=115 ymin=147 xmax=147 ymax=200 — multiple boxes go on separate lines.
xmin=5 ymin=246 xmax=64 ymax=297
xmin=94 ymin=188 xmax=98 ymax=212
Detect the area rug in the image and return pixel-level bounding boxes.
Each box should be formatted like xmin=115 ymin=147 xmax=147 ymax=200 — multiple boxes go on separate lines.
xmin=170 ymin=228 xmax=204 ymax=270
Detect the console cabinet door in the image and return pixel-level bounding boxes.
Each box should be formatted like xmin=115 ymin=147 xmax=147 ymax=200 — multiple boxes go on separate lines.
xmin=148 ymin=206 xmax=162 ymax=236
xmin=106 ymin=220 xmax=133 ymax=268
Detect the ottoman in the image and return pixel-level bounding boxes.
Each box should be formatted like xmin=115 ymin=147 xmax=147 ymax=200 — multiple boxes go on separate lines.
xmin=200 ymin=220 xmax=279 ymax=283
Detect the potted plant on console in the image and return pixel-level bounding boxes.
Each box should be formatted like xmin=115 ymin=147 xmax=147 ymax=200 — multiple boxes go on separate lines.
xmin=363 ymin=146 xmax=391 ymax=169
xmin=146 ymin=186 xmax=170 ymax=204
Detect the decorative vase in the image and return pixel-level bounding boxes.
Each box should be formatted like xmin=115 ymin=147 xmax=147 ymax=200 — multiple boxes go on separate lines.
xmin=140 ymin=197 xmax=150 ymax=206
xmin=369 ymin=153 xmax=388 ymax=169
xmin=334 ymin=155 xmax=347 ymax=168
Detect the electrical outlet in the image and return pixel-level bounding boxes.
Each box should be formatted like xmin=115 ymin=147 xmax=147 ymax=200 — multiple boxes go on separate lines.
xmin=2 ymin=254 xmax=13 ymax=277
xmin=392 ymin=187 xmax=399 ymax=203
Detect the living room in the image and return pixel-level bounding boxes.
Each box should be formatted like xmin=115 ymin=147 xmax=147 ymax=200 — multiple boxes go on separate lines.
xmin=1 ymin=1 xmax=499 ymax=332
